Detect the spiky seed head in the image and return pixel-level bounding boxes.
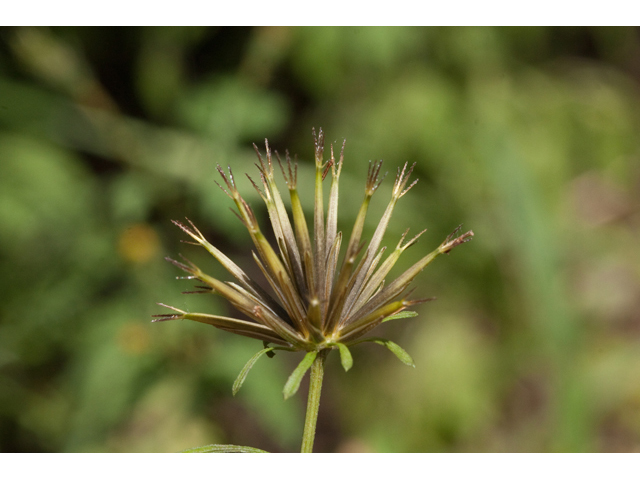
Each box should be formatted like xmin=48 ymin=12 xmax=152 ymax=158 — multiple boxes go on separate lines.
xmin=155 ymin=129 xmax=473 ymax=394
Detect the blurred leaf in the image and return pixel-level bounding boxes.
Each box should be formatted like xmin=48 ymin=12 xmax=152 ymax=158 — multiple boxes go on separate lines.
xmin=177 ymin=76 xmax=289 ymax=143
xmin=290 ymin=27 xmax=423 ymax=97
xmin=135 ymin=27 xmax=209 ymax=117
xmin=181 ymin=443 xmax=267 ymax=453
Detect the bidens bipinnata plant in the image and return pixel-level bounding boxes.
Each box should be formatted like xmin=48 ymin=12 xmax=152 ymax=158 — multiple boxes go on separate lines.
xmin=154 ymin=129 xmax=473 ymax=453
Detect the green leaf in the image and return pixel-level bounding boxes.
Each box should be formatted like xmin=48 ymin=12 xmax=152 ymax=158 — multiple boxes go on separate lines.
xmin=376 ymin=339 xmax=415 ymax=367
xmin=382 ymin=310 xmax=418 ymax=323
xmin=349 ymin=337 xmax=415 ymax=368
xmin=181 ymin=444 xmax=268 ymax=453
xmin=232 ymin=347 xmax=275 ymax=396
xmin=336 ymin=343 xmax=353 ymax=372
xmin=283 ymin=351 xmax=317 ymax=400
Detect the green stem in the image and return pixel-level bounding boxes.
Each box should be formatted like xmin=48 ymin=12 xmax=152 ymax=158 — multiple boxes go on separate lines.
xmin=300 ymin=349 xmax=328 ymax=453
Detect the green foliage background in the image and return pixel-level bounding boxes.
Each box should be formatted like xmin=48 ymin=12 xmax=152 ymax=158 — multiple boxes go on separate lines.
xmin=1 ymin=26 xmax=639 ymax=452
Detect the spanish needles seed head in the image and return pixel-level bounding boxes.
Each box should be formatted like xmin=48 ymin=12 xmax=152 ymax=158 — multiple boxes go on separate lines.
xmin=155 ymin=128 xmax=473 ymax=395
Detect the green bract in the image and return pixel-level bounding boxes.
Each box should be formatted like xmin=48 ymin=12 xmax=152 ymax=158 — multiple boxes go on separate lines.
xmin=154 ymin=128 xmax=473 ymax=397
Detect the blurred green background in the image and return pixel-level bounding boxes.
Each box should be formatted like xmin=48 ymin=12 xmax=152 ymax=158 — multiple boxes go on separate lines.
xmin=1 ymin=26 xmax=639 ymax=452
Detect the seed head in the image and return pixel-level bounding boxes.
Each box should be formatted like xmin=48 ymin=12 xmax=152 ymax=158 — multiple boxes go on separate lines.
xmin=154 ymin=129 xmax=473 ymax=397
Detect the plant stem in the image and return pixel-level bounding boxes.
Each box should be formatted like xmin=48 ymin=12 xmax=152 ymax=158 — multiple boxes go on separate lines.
xmin=300 ymin=349 xmax=328 ymax=453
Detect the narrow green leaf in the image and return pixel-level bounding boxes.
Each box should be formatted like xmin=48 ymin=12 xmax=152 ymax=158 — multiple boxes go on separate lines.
xmin=348 ymin=337 xmax=416 ymax=368
xmin=181 ymin=443 xmax=268 ymax=453
xmin=382 ymin=311 xmax=418 ymax=323
xmin=283 ymin=351 xmax=318 ymax=400
xmin=376 ymin=339 xmax=415 ymax=367
xmin=233 ymin=347 xmax=275 ymax=396
xmin=336 ymin=343 xmax=353 ymax=372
